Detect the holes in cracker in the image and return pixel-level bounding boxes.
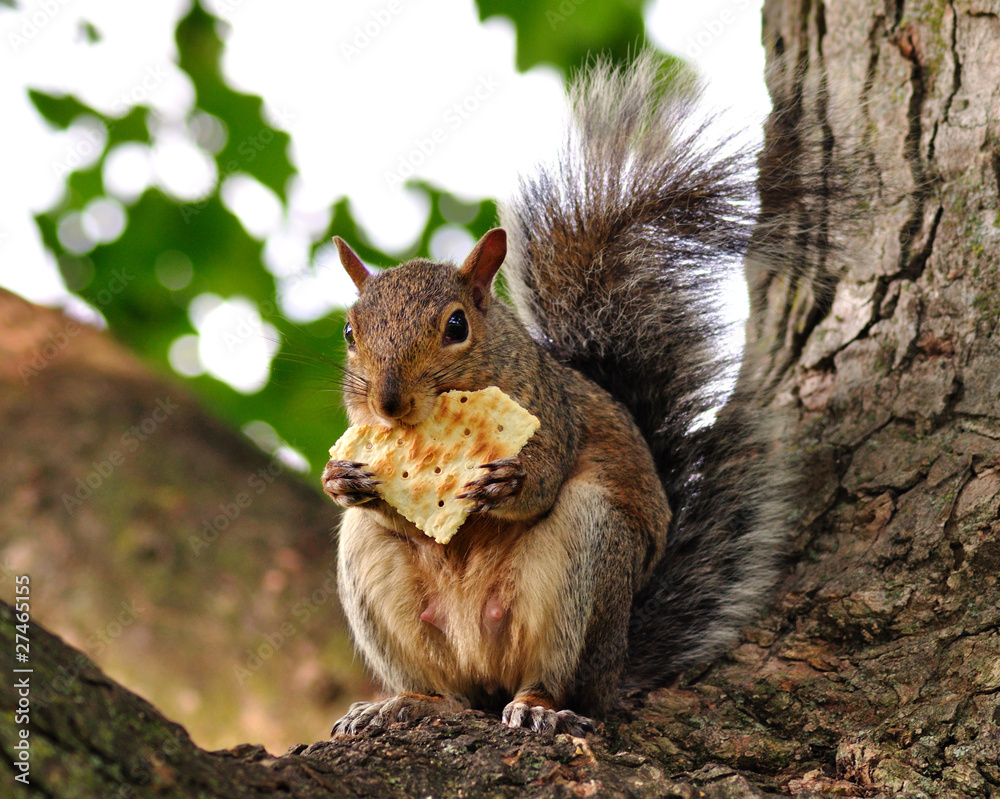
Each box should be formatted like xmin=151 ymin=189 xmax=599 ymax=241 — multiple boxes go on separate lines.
xmin=327 ymin=387 xmax=541 ymax=544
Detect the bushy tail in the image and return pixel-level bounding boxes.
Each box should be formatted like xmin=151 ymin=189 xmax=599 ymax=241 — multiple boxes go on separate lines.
xmin=499 ymin=53 xmax=791 ymax=682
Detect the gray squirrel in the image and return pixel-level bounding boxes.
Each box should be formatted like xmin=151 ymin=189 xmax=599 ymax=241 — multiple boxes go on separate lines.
xmin=322 ymin=52 xmax=803 ymax=736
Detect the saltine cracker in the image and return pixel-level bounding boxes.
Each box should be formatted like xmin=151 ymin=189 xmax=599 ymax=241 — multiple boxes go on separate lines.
xmin=329 ymin=386 xmax=540 ymax=544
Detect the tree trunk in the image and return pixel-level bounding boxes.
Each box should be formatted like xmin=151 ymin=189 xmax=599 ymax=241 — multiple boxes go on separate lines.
xmin=3 ymin=1 xmax=1000 ymax=796
xmin=734 ymin=0 xmax=1000 ymax=795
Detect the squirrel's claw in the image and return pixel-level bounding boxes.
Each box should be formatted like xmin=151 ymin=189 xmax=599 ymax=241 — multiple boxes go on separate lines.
xmin=457 ymin=456 xmax=526 ymax=511
xmin=322 ymin=459 xmax=380 ymax=508
xmin=553 ymin=709 xmax=596 ymax=737
xmin=330 ymin=694 xmax=468 ymax=737
xmin=500 ymin=701 xmax=596 ymax=737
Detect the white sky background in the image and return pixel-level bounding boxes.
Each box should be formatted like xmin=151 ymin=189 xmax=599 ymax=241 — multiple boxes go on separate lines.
xmin=0 ymin=0 xmax=768 ymax=437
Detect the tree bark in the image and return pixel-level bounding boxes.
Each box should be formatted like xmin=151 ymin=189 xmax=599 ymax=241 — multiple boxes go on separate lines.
xmin=734 ymin=0 xmax=1000 ymax=795
xmin=0 ymin=597 xmax=800 ymax=799
xmin=3 ymin=1 xmax=1000 ymax=796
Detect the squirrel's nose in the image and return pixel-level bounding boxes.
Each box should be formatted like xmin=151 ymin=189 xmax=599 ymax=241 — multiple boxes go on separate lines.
xmin=377 ymin=393 xmax=405 ymax=418
xmin=370 ymin=375 xmax=411 ymax=423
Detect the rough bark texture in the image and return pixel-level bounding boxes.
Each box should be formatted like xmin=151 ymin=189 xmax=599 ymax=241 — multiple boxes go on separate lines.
xmin=734 ymin=0 xmax=1000 ymax=795
xmin=1 ymin=596 xmax=826 ymax=799
xmin=3 ymin=1 xmax=1000 ymax=796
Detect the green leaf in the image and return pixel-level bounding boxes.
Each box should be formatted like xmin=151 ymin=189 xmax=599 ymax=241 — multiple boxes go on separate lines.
xmin=28 ymin=90 xmax=94 ymax=129
xmin=106 ymin=106 xmax=150 ymax=144
xmin=27 ymin=3 xmax=597 ymax=482
xmin=175 ymin=4 xmax=295 ymax=201
xmin=80 ymin=20 xmax=101 ymax=43
xmin=475 ymin=0 xmax=648 ymax=73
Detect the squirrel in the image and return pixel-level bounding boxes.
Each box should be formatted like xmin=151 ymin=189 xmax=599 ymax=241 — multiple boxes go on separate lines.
xmin=322 ymin=53 xmax=799 ymax=737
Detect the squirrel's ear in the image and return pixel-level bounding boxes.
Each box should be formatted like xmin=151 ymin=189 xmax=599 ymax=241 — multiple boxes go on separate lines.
xmin=458 ymin=228 xmax=506 ymax=311
xmin=333 ymin=236 xmax=370 ymax=290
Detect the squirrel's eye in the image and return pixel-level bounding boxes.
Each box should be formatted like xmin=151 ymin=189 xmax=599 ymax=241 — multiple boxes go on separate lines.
xmin=443 ymin=309 xmax=468 ymax=344
xmin=344 ymin=322 xmax=356 ymax=347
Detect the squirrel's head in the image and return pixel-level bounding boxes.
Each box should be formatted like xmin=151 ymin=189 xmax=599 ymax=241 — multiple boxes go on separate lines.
xmin=333 ymin=229 xmax=507 ymax=428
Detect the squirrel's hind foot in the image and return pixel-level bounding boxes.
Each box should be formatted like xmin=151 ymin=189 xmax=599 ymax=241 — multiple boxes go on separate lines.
xmin=330 ymin=693 xmax=468 ymax=737
xmin=501 ymin=700 xmax=596 ymax=737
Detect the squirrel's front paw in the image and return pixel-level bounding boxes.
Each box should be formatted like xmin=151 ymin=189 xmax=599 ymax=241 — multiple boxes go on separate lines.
xmin=457 ymin=456 xmax=526 ymax=512
xmin=322 ymin=459 xmax=380 ymax=507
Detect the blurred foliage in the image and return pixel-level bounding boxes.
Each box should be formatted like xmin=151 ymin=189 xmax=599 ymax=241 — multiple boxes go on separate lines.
xmin=30 ymin=0 xmax=653 ymax=478
xmin=476 ymin=0 xmax=647 ymax=72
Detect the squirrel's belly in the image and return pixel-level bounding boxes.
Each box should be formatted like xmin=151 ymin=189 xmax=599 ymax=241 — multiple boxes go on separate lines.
xmin=414 ymin=563 xmax=524 ymax=697
xmin=340 ymin=508 xmax=565 ymax=698
xmin=413 ymin=521 xmax=575 ymax=699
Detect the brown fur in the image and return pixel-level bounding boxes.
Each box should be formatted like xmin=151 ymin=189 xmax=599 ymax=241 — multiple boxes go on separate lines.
xmin=327 ymin=51 xmax=795 ymax=736
xmin=334 ymin=358 xmax=670 ymax=718
xmin=511 ymin=691 xmax=557 ymax=711
xmin=326 ymin=245 xmax=671 ymax=728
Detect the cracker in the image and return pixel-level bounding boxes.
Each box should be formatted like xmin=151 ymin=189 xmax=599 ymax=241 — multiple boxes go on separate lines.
xmin=329 ymin=387 xmax=540 ymax=544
